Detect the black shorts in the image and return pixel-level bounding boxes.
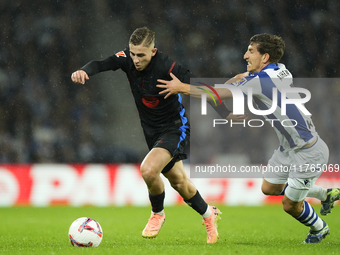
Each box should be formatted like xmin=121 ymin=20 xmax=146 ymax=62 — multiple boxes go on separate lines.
xmin=142 ymin=119 xmax=190 ymax=173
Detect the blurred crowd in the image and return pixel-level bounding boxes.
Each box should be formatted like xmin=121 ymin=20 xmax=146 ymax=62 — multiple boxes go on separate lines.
xmin=0 ymin=1 xmax=103 ymax=163
xmin=1 ymin=0 xmax=339 ymax=164
xmin=109 ymin=0 xmax=340 ymax=164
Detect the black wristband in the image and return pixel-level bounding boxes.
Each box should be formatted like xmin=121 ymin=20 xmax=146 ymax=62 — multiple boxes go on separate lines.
xmin=211 ymin=103 xmax=231 ymax=118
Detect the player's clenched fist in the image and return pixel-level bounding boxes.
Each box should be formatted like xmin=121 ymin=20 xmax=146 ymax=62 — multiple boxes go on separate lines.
xmin=71 ymin=70 xmax=89 ymax=84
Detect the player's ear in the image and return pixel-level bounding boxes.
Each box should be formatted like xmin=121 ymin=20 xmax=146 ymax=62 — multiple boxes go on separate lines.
xmin=151 ymin=48 xmax=157 ymax=56
xmin=263 ymin=53 xmax=270 ymax=64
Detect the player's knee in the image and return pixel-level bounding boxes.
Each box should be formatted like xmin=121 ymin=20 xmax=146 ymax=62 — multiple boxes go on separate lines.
xmin=140 ymin=163 xmax=159 ymax=183
xmin=261 ymin=184 xmax=277 ymax=196
xmin=261 ymin=182 xmax=284 ymax=196
xmin=261 ymin=185 xmax=270 ymax=195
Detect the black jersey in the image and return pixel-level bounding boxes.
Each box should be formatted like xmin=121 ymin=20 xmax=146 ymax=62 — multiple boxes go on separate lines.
xmin=80 ymin=49 xmax=190 ymax=133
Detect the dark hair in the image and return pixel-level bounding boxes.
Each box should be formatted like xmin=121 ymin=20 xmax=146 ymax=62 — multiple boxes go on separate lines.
xmin=249 ymin=33 xmax=285 ymax=63
xmin=129 ymin=27 xmax=155 ymax=47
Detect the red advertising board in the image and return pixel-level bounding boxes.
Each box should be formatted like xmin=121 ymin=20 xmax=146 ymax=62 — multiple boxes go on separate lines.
xmin=0 ymin=164 xmax=339 ymax=206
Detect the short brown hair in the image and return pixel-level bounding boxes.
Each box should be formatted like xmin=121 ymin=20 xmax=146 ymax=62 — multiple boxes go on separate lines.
xmin=249 ymin=34 xmax=285 ymax=64
xmin=129 ymin=27 xmax=155 ymax=47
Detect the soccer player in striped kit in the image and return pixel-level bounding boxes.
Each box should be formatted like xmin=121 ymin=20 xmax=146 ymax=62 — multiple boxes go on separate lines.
xmin=157 ymin=33 xmax=340 ymax=243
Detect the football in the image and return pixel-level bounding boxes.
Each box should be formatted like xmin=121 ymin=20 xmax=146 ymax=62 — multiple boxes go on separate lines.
xmin=68 ymin=217 xmax=103 ymax=247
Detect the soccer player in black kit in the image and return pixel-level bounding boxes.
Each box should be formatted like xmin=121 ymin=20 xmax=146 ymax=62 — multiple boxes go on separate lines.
xmin=71 ymin=27 xmax=226 ymax=243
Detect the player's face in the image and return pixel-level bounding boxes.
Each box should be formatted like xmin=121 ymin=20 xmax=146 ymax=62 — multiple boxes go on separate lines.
xmin=243 ymin=43 xmax=268 ymax=73
xmin=129 ymin=43 xmax=157 ymax=71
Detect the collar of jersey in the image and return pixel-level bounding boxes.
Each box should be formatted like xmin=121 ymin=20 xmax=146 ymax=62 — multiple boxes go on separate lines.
xmin=249 ymin=63 xmax=279 ymax=76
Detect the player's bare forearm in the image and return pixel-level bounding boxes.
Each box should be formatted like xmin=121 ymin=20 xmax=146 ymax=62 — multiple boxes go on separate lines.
xmin=227 ymin=112 xmax=248 ymax=122
xmin=225 ymin=72 xmax=249 ymax=84
xmin=157 ymin=73 xmax=233 ymax=100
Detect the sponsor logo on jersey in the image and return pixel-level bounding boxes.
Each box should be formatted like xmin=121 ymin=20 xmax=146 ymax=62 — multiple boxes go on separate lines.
xmin=115 ymin=51 xmax=126 ymax=58
xmin=142 ymin=96 xmax=159 ymax=108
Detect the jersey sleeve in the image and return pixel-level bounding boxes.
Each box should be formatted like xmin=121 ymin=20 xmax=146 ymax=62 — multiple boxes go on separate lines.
xmin=80 ymin=49 xmax=129 ymax=76
xmin=231 ymin=75 xmax=262 ymax=96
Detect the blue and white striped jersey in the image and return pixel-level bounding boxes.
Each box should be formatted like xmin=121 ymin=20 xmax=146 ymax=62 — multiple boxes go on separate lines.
xmin=231 ymin=63 xmax=317 ymax=152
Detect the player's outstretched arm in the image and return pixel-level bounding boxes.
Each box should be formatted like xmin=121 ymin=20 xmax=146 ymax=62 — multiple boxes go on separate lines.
xmin=224 ymin=72 xmax=249 ymax=84
xmin=226 ymin=112 xmax=248 ymax=122
xmin=157 ymin=73 xmax=233 ymax=100
xmin=71 ymin=70 xmax=89 ymax=85
xmin=157 ymin=73 xmax=191 ymax=98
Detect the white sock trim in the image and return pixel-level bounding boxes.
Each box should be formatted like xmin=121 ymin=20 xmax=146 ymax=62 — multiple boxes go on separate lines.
xmin=307 ymin=185 xmax=327 ymax=201
xmin=202 ymin=205 xmax=211 ymax=218
xmin=154 ymin=210 xmax=164 ymax=216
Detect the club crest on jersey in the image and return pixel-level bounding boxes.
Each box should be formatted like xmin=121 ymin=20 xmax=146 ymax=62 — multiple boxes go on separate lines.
xmin=115 ymin=51 xmax=126 ymax=58
xmin=234 ymin=77 xmax=247 ymax=86
xmin=142 ymin=96 xmax=159 ymax=108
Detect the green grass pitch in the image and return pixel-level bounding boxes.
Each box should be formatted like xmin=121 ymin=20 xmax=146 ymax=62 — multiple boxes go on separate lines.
xmin=0 ymin=205 xmax=339 ymax=255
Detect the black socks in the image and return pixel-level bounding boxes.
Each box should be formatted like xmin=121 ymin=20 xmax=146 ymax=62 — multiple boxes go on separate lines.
xmin=184 ymin=191 xmax=209 ymax=215
xmin=149 ymin=191 xmax=165 ymax=213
